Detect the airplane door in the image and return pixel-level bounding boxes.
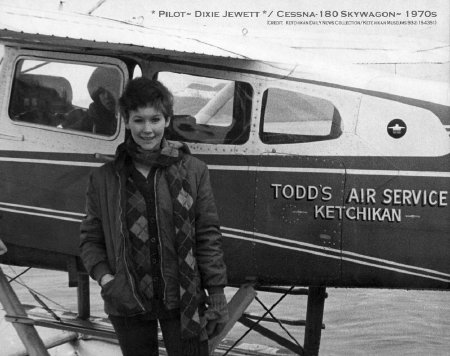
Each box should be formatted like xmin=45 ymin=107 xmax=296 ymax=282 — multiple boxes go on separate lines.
xmin=157 ymin=70 xmax=258 ymax=284
xmin=208 ymin=156 xmax=258 ymax=285
xmin=252 ymin=84 xmax=349 ymax=286
xmin=254 ymin=156 xmax=345 ymax=285
xmin=0 ymin=50 xmax=126 ymax=262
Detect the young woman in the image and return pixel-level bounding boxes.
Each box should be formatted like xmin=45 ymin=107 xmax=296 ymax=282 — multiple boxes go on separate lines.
xmin=80 ymin=77 xmax=228 ymax=356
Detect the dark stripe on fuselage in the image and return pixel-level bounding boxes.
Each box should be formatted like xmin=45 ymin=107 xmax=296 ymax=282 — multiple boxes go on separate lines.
xmin=0 ymin=151 xmax=448 ymax=288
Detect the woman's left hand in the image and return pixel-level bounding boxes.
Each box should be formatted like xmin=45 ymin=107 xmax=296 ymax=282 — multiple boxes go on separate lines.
xmin=205 ymin=293 xmax=229 ymax=338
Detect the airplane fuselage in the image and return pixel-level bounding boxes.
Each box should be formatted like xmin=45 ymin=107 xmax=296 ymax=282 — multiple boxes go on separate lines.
xmin=0 ymin=10 xmax=449 ymax=291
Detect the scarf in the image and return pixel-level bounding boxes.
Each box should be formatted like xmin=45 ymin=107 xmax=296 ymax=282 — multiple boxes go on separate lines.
xmin=123 ymin=135 xmax=184 ymax=167
xmin=123 ymin=137 xmax=203 ymax=339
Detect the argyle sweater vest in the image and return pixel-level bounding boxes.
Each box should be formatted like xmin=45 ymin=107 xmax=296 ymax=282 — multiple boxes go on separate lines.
xmin=124 ymin=159 xmax=203 ymax=339
xmin=125 ymin=169 xmax=164 ymax=306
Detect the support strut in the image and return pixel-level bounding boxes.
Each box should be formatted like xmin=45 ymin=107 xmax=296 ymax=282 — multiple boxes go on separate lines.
xmin=303 ymin=286 xmax=327 ymax=356
xmin=0 ymin=266 xmax=50 ymax=356
xmin=77 ymin=272 xmax=90 ymax=320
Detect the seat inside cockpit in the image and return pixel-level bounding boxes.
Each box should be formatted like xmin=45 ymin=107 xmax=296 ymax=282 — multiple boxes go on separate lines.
xmin=10 ymin=73 xmax=74 ymax=127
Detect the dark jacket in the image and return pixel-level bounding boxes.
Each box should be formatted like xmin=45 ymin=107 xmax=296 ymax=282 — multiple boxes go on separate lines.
xmin=64 ymin=101 xmax=116 ymax=135
xmin=79 ymin=144 xmax=227 ymax=315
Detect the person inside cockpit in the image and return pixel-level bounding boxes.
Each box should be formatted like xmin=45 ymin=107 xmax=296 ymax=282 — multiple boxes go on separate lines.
xmin=64 ymin=66 xmax=120 ymax=135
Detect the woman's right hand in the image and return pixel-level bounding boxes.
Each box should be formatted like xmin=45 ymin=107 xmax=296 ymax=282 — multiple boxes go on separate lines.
xmin=99 ymin=273 xmax=115 ymax=287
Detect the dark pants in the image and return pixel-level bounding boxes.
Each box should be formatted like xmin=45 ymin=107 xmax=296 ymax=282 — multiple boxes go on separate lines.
xmin=109 ymin=314 xmax=209 ymax=356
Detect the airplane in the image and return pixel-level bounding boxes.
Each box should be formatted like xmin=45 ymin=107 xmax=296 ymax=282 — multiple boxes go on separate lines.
xmin=0 ymin=4 xmax=448 ymax=355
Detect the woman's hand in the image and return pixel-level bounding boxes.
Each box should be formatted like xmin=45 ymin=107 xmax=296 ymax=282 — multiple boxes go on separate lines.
xmin=205 ymin=292 xmax=229 ymax=338
xmin=99 ymin=273 xmax=115 ymax=287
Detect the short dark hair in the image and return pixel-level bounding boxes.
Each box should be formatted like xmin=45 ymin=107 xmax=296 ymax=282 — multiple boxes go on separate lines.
xmin=119 ymin=77 xmax=173 ymax=122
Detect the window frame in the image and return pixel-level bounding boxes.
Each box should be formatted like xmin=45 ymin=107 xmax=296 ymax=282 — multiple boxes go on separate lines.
xmin=7 ymin=53 xmax=127 ymax=140
xmin=259 ymin=86 xmax=343 ymax=145
xmin=156 ymin=70 xmax=254 ymax=146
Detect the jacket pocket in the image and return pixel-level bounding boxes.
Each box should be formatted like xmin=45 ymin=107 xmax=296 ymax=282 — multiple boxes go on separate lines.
xmin=100 ymin=271 xmax=143 ymax=315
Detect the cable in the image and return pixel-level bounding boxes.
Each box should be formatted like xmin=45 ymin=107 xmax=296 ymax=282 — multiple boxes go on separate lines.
xmin=29 ymin=290 xmax=62 ymax=322
xmin=5 ymin=268 xmax=70 ymax=311
xmin=7 ymin=267 xmax=32 ymax=284
xmin=222 ymin=286 xmax=294 ymax=356
xmin=87 ymin=0 xmax=107 ymax=15
xmin=255 ymin=295 xmax=302 ymax=349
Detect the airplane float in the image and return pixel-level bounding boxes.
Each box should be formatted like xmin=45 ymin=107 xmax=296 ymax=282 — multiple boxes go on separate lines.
xmin=0 ymin=4 xmax=448 ymax=355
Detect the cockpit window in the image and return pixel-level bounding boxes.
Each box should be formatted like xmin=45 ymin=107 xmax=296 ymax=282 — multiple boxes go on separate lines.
xmin=261 ymin=88 xmax=342 ymax=144
xmin=9 ymin=59 xmax=122 ymax=136
xmin=158 ymin=72 xmax=252 ymax=145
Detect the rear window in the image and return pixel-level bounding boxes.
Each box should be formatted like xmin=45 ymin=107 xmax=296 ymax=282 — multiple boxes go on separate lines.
xmin=261 ymin=88 xmax=342 ymax=144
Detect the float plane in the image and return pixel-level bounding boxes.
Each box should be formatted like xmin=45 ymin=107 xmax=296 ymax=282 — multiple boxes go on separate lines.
xmin=0 ymin=4 xmax=448 ymax=355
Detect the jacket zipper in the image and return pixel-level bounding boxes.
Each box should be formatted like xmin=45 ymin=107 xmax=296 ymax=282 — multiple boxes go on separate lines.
xmin=154 ymin=168 xmax=168 ymax=303
xmin=117 ymin=171 xmax=146 ymax=312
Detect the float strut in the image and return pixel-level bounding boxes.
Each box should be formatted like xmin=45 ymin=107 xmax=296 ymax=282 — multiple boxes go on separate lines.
xmin=77 ymin=272 xmax=90 ymax=320
xmin=0 ymin=266 xmax=50 ymax=356
xmin=303 ymin=286 xmax=327 ymax=356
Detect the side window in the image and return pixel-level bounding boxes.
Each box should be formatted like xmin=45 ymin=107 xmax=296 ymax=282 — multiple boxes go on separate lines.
xmin=261 ymin=88 xmax=342 ymax=144
xmin=132 ymin=64 xmax=142 ymax=79
xmin=9 ymin=59 xmax=122 ymax=136
xmin=158 ymin=72 xmax=252 ymax=145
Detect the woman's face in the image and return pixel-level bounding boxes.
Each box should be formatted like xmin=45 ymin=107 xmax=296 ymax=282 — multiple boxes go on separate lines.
xmin=98 ymin=89 xmax=116 ymax=112
xmin=126 ymin=105 xmax=170 ymax=151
